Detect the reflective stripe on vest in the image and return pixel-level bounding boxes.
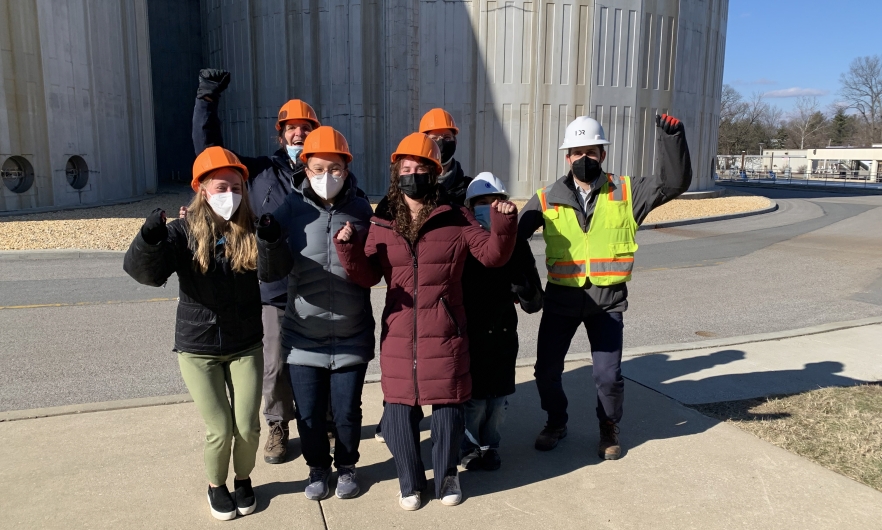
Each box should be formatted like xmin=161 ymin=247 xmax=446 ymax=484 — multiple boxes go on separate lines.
xmin=538 ymin=174 xmax=638 ymax=287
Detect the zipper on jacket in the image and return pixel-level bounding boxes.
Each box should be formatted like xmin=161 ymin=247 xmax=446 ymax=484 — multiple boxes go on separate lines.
xmin=409 ymin=240 xmax=420 ymax=403
xmin=326 ymin=211 xmax=335 ymax=360
xmin=439 ymin=297 xmax=461 ymax=337
xmin=261 ymin=184 xmax=274 ymax=207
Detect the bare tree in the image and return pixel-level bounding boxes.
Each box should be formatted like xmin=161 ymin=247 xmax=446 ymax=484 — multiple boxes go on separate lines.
xmin=839 ymin=55 xmax=882 ymax=144
xmin=787 ymin=97 xmax=828 ymax=149
xmin=717 ymin=85 xmax=781 ymax=155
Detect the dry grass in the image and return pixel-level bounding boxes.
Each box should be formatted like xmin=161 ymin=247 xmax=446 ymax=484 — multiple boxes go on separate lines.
xmin=691 ymin=384 xmax=882 ymax=492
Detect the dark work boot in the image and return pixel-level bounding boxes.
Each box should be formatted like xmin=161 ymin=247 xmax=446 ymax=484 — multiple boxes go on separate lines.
xmin=264 ymin=421 xmax=289 ymax=464
xmin=534 ymin=425 xmax=567 ymax=451
xmin=598 ymin=421 xmax=621 ymax=460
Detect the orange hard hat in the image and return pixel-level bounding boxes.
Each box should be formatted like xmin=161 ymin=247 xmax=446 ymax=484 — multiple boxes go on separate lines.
xmin=299 ymin=126 xmax=352 ymax=163
xmin=418 ymin=108 xmax=459 ymax=135
xmin=191 ymin=146 xmax=249 ymax=192
xmin=391 ymin=132 xmax=442 ymax=173
xmin=275 ymin=99 xmax=320 ymax=130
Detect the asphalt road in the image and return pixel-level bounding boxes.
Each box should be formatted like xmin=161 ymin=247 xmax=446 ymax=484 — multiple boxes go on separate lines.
xmin=3 ymin=186 xmax=882 ymax=411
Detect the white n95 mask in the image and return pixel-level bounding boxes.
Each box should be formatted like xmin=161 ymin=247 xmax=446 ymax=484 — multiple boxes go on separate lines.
xmin=206 ymin=191 xmax=242 ymax=221
xmin=310 ymin=172 xmax=345 ymax=200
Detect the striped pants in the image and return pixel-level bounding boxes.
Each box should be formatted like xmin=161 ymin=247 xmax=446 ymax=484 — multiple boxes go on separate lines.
xmin=382 ymin=403 xmax=464 ymax=498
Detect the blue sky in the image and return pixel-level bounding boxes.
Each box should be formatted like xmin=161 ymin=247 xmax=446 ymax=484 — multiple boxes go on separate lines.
xmin=724 ymin=0 xmax=881 ymax=112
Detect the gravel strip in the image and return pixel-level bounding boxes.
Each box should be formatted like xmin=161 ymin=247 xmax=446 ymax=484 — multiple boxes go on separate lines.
xmin=0 ymin=187 xmax=770 ymax=251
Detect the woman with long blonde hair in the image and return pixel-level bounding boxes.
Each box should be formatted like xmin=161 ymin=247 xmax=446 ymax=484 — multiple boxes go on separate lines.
xmin=124 ymin=146 xmax=263 ymax=521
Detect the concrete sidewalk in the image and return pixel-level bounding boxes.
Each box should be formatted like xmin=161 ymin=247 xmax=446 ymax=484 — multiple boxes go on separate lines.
xmin=3 ymin=358 xmax=881 ymax=529
xmin=623 ymin=323 xmax=882 ymax=404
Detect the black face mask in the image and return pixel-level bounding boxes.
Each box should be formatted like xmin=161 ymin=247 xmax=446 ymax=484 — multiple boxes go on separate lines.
xmin=572 ymin=156 xmax=603 ymax=184
xmin=397 ymin=173 xmax=435 ymax=200
xmin=437 ymin=139 xmax=457 ymax=164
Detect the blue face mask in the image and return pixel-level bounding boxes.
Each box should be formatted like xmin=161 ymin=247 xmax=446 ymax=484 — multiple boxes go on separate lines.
xmin=286 ymin=144 xmax=303 ymax=162
xmin=473 ymin=204 xmax=491 ymax=230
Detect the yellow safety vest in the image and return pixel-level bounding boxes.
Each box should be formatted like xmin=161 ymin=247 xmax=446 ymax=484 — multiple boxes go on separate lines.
xmin=538 ymin=174 xmax=638 ymax=287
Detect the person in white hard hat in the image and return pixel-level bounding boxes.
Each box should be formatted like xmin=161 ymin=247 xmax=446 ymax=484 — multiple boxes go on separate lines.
xmin=518 ymin=114 xmax=692 ymax=458
xmin=459 ymin=173 xmax=544 ymax=471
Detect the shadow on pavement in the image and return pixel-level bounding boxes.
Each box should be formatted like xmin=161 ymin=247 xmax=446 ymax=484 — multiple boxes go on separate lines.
xmin=277 ymin=348 xmax=870 ymax=503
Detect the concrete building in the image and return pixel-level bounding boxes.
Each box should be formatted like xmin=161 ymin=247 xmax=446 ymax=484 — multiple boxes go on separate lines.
xmin=202 ymin=0 xmax=727 ymax=197
xmin=1 ymin=0 xmax=727 ymax=214
xmin=0 ymin=0 xmax=156 ymax=213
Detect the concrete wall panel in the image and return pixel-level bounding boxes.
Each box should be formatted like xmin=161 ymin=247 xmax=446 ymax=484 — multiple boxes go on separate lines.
xmin=200 ymin=0 xmax=725 ymax=198
xmin=0 ymin=0 xmax=156 ymax=213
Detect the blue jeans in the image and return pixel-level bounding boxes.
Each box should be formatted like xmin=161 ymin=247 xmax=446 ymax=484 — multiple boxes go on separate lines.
xmin=288 ymin=363 xmax=367 ymax=470
xmin=462 ymin=396 xmax=508 ymax=451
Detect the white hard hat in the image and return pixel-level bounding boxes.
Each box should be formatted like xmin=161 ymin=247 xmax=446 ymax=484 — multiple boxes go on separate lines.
xmin=466 ymin=172 xmax=508 ymax=206
xmin=559 ymin=116 xmax=610 ymax=150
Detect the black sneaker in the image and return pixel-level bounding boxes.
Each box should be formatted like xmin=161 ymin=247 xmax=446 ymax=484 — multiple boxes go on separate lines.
xmin=460 ymin=448 xmax=483 ymax=471
xmin=534 ymin=425 xmax=568 ymax=451
xmin=207 ymin=484 xmax=236 ymax=521
xmin=481 ymin=448 xmax=502 ymax=471
xmin=233 ymin=477 xmax=256 ymax=516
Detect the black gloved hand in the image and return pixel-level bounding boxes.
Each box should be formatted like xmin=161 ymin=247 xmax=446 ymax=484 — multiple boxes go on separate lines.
xmin=141 ymin=208 xmax=168 ymax=245
xmin=656 ymin=114 xmax=684 ymax=135
xmin=196 ymin=69 xmax=231 ymax=100
xmin=256 ymin=213 xmax=281 ymax=243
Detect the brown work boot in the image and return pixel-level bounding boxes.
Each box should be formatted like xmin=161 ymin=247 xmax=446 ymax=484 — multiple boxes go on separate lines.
xmin=598 ymin=421 xmax=621 ymax=460
xmin=534 ymin=425 xmax=567 ymax=451
xmin=264 ymin=421 xmax=289 ymax=464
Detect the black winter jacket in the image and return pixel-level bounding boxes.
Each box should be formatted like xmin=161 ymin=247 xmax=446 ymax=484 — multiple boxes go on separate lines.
xmin=192 ymin=97 xmax=302 ymax=308
xmin=123 ymin=220 xmax=263 ymax=356
xmin=517 ymin=123 xmax=692 ymax=317
xmin=463 ymin=237 xmax=543 ymax=399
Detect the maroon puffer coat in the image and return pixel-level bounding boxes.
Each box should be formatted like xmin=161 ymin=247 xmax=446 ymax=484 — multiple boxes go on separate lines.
xmin=335 ymin=196 xmax=517 ymax=406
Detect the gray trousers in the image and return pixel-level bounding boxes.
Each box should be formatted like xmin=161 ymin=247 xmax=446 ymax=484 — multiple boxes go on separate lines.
xmin=261 ymin=305 xmax=296 ymax=424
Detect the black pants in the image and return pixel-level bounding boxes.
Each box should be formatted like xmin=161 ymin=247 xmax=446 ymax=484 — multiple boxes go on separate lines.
xmin=382 ymin=403 xmax=464 ymax=498
xmin=534 ymin=310 xmax=624 ymax=428
xmin=288 ymin=363 xmax=367 ymax=470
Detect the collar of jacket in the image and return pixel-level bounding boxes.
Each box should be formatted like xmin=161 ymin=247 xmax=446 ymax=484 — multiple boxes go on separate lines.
xmin=439 ymin=159 xmax=465 ymax=191
xmin=372 ymin=189 xmax=456 ymax=228
xmin=270 ymin=148 xmax=305 ymax=189
xmin=547 ymin=172 xmax=605 ymax=209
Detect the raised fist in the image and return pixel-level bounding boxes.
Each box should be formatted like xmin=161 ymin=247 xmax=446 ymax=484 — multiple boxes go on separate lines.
xmin=197 ymin=69 xmax=231 ymax=100
xmin=141 ymin=208 xmax=168 ymax=245
xmin=256 ymin=213 xmax=281 ymax=243
xmin=656 ymin=114 xmax=684 ymax=135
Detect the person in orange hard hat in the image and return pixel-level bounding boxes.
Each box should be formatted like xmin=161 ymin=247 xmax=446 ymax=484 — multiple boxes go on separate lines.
xmin=254 ymin=126 xmax=374 ymax=501
xmin=124 ymin=146 xmax=262 ymax=521
xmin=419 ymin=108 xmax=471 ymax=206
xmin=192 ymin=69 xmax=366 ymax=465
xmin=333 ymin=132 xmax=518 ymax=511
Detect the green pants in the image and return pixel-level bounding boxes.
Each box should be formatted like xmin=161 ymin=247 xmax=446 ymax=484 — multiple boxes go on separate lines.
xmin=178 ymin=344 xmax=263 ymax=486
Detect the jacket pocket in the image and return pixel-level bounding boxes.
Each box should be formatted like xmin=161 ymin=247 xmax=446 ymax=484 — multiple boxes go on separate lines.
xmin=175 ymin=301 xmax=219 ymax=348
xmin=439 ymin=297 xmax=462 ymax=337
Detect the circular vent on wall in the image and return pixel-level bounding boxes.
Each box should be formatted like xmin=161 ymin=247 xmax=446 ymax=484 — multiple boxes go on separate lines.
xmin=66 ymin=156 xmax=89 ymax=189
xmin=1 ymin=156 xmax=35 ymax=193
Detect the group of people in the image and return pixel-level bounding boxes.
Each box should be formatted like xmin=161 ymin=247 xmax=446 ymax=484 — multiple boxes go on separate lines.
xmin=123 ymin=68 xmax=692 ymax=521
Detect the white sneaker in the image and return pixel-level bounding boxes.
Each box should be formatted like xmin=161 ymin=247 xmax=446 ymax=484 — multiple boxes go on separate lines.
xmin=439 ymin=475 xmax=462 ymax=506
xmin=398 ymin=491 xmax=421 ymax=511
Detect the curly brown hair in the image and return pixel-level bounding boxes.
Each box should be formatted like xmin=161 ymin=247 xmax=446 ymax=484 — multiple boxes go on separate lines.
xmin=387 ymin=160 xmax=440 ymax=243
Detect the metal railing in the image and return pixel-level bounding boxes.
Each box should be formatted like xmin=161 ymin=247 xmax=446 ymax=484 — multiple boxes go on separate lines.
xmin=715 ymin=169 xmax=882 ymax=189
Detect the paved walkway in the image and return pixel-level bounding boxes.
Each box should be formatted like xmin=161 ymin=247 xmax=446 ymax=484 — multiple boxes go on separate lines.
xmin=3 ymin=321 xmax=882 ymax=529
